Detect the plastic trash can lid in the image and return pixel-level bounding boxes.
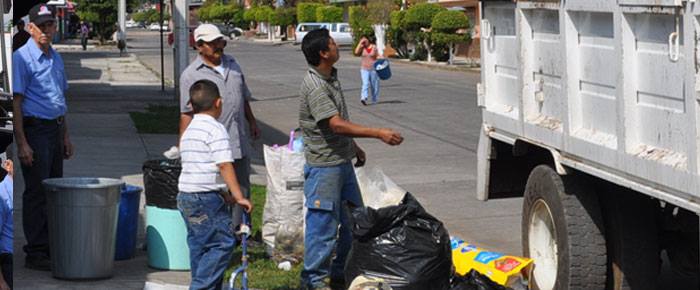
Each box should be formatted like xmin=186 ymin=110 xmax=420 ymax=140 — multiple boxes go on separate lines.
xmin=43 ymin=177 xmax=125 ymax=189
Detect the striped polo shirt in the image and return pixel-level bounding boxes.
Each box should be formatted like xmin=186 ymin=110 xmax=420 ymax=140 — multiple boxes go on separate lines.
xmin=178 ymin=114 xmax=234 ymax=193
xmin=299 ymin=67 xmax=354 ymax=167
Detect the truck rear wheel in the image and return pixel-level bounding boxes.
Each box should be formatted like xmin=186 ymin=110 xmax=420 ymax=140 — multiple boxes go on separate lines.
xmin=602 ymin=188 xmax=660 ymax=290
xmin=522 ymin=165 xmax=606 ymax=290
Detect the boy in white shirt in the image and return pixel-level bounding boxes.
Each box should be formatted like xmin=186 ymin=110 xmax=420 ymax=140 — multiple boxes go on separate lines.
xmin=178 ymin=79 xmax=253 ymax=290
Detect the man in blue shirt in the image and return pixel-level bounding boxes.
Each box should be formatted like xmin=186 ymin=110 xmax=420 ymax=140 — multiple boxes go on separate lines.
xmin=0 ymin=158 xmax=13 ymax=290
xmin=12 ymin=3 xmax=74 ymax=271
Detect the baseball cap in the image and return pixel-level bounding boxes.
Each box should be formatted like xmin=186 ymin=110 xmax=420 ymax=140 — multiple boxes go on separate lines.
xmin=29 ymin=3 xmax=56 ymax=26
xmin=194 ymin=24 xmax=225 ymax=42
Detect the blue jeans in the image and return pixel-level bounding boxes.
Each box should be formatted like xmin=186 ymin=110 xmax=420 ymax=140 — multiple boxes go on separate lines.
xmin=177 ymin=192 xmax=236 ymax=290
xmin=361 ymin=69 xmax=380 ymax=103
xmin=21 ymin=118 xmax=64 ymax=259
xmin=301 ymin=162 xmax=363 ymax=289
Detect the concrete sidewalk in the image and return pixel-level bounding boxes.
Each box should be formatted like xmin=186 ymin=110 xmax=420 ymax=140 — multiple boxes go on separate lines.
xmin=13 ymin=45 xmax=264 ymax=289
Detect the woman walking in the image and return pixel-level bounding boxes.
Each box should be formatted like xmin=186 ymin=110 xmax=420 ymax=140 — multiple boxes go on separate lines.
xmin=355 ymin=36 xmax=380 ymax=105
xmin=80 ymin=21 xmax=89 ymax=51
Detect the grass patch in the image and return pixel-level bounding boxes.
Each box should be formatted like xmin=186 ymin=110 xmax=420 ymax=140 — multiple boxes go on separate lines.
xmin=129 ymin=104 xmax=179 ymax=134
xmin=224 ymin=184 xmax=303 ymax=290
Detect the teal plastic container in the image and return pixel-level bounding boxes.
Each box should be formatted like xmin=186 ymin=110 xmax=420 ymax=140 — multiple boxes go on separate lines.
xmin=146 ymin=205 xmax=190 ymax=270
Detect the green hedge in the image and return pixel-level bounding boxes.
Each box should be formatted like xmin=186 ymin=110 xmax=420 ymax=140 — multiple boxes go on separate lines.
xmin=270 ymin=8 xmax=296 ymax=27
xmin=390 ymin=10 xmax=406 ymax=29
xmin=316 ymin=6 xmax=343 ymax=23
xmin=405 ymin=3 xmax=445 ymax=30
xmin=255 ymin=6 xmax=274 ymax=23
xmin=297 ymin=3 xmax=322 ymax=23
xmin=432 ymin=10 xmax=469 ymax=32
xmin=431 ymin=32 xmax=469 ymax=46
xmin=348 ymin=5 xmax=373 ymax=48
xmin=198 ymin=4 xmax=244 ymax=26
xmin=243 ymin=7 xmax=258 ymax=23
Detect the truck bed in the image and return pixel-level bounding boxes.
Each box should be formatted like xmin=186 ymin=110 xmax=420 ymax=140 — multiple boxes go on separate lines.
xmin=478 ymin=0 xmax=699 ymax=211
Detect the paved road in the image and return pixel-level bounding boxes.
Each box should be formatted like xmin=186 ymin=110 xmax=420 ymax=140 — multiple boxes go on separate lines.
xmin=125 ymin=28 xmax=525 ymax=254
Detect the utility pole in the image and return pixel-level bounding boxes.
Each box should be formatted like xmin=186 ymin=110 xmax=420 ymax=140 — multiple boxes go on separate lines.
xmin=173 ymin=0 xmax=190 ymax=100
xmin=159 ymin=0 xmax=165 ymax=91
xmin=118 ymin=0 xmax=127 ymax=54
xmin=0 ymin=0 xmax=8 ymax=92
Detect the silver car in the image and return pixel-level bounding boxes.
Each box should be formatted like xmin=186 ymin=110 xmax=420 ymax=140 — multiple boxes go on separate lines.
xmin=295 ymin=22 xmax=353 ymax=45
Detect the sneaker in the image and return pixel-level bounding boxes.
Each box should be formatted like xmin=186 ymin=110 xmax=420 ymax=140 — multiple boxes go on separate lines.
xmin=361 ymin=99 xmax=367 ymax=106
xmin=25 ymin=255 xmax=51 ymax=271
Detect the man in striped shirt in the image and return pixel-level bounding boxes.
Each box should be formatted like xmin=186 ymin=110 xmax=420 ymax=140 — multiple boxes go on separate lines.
xmin=178 ymin=79 xmax=253 ymax=290
xmin=299 ymin=29 xmax=404 ymax=290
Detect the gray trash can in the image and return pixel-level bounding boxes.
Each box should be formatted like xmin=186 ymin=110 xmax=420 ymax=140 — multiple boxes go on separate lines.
xmin=43 ymin=177 xmax=124 ymax=280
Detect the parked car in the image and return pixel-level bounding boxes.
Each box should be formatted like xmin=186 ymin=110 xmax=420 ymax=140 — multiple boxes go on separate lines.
xmin=148 ymin=23 xmax=169 ymax=31
xmin=168 ymin=27 xmax=196 ymax=50
xmin=126 ymin=20 xmax=139 ymax=28
xmin=295 ymin=22 xmax=352 ymax=45
xmin=214 ymin=23 xmax=243 ymax=39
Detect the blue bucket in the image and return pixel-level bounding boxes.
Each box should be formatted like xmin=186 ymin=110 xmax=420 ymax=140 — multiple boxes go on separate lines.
xmin=115 ymin=185 xmax=142 ymax=260
xmin=374 ymin=59 xmax=391 ymax=80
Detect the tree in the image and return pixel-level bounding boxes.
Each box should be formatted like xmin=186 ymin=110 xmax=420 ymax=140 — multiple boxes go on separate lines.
xmin=198 ymin=3 xmax=243 ymax=25
xmin=244 ymin=6 xmax=258 ymax=27
xmin=388 ymin=10 xmax=409 ymax=58
xmin=297 ymin=2 xmax=322 ymax=23
xmin=366 ymin=0 xmax=396 ymax=56
xmin=255 ymin=6 xmax=274 ymax=39
xmin=315 ymin=6 xmax=342 ymax=23
xmin=349 ymin=5 xmax=373 ymax=49
xmin=132 ymin=10 xmax=151 ymax=23
xmin=431 ymin=10 xmax=470 ymax=64
xmin=76 ymin=0 xmax=118 ymax=44
xmin=270 ymin=7 xmax=296 ymax=40
xmin=404 ymin=3 xmax=445 ymax=62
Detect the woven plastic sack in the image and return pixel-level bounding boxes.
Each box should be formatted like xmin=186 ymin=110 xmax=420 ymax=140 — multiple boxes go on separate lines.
xmin=262 ymin=142 xmax=305 ymax=256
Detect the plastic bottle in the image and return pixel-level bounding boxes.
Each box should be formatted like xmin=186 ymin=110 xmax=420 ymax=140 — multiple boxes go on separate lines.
xmin=292 ymin=137 xmax=303 ymax=152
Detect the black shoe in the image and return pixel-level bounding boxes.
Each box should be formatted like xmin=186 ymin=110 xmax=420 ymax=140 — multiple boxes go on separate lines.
xmin=361 ymin=100 xmax=367 ymax=106
xmin=25 ymin=255 xmax=51 ymax=271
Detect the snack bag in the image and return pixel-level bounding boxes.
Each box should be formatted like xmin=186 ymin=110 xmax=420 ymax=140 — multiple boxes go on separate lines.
xmin=450 ymin=237 xmax=533 ymax=287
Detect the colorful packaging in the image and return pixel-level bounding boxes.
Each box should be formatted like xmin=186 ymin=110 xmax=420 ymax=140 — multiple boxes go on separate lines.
xmin=450 ymin=237 xmax=533 ymax=287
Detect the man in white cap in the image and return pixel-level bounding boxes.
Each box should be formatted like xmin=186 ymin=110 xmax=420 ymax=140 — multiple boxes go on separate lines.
xmin=179 ymin=24 xmax=260 ymax=227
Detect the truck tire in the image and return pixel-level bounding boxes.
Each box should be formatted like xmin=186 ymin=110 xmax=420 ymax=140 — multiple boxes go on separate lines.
xmin=522 ymin=165 xmax=607 ymax=290
xmin=602 ymin=188 xmax=660 ymax=290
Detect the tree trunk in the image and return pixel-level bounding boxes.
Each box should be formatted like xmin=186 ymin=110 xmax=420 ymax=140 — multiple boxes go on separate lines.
xmin=448 ymin=44 xmax=454 ymax=65
xmin=373 ymin=24 xmax=387 ymax=56
xmin=424 ymin=39 xmax=432 ymax=62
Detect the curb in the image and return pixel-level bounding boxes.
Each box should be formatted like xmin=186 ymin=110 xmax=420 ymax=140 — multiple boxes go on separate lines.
xmin=390 ymin=58 xmax=481 ymax=73
xmin=239 ymin=37 xmax=296 ymax=46
xmin=143 ymin=281 xmax=189 ymax=290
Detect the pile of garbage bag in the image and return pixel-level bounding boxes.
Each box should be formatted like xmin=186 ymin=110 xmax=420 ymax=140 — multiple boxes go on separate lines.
xmin=143 ymin=159 xmax=181 ymax=209
xmin=344 ymin=192 xmax=452 ymax=290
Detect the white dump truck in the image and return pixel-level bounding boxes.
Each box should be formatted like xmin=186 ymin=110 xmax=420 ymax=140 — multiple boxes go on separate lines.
xmin=476 ymin=0 xmax=699 ymax=289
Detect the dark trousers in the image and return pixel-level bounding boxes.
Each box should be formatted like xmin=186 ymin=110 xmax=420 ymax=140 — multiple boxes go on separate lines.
xmin=21 ymin=119 xmax=64 ymax=259
xmin=0 ymin=253 xmax=12 ymax=289
xmin=231 ymin=157 xmax=250 ymax=227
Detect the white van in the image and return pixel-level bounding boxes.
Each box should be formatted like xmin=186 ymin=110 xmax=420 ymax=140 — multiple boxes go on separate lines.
xmin=295 ymin=22 xmax=353 ymax=45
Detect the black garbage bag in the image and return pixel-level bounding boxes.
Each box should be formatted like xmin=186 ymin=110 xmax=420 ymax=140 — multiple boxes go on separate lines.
xmin=344 ymin=192 xmax=452 ymax=290
xmin=450 ymin=270 xmax=508 ymax=290
xmin=143 ymin=159 xmax=181 ymax=209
